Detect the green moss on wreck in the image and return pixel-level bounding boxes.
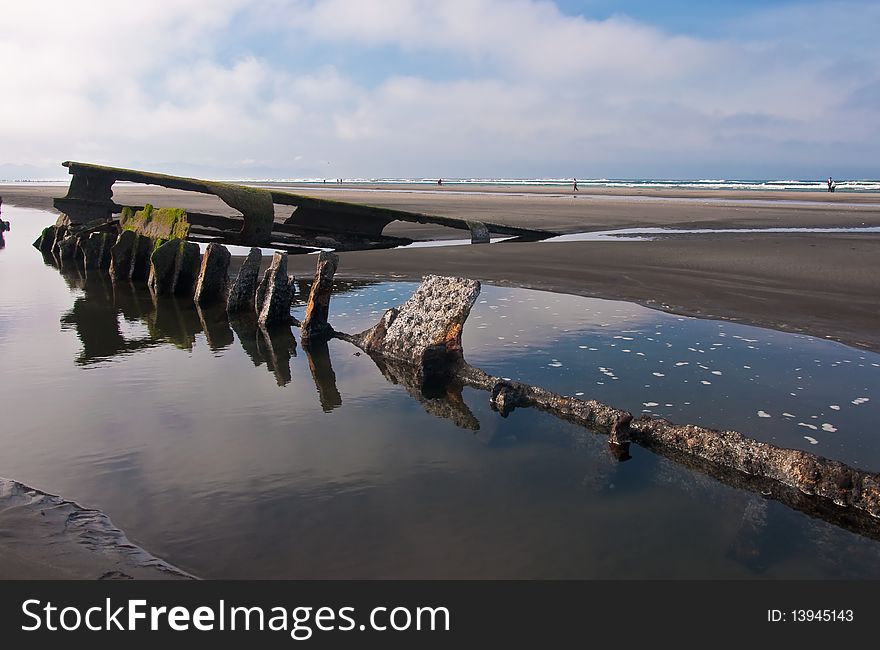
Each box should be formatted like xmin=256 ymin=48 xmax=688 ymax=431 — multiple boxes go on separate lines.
xmin=149 ymin=237 xmax=180 ymax=264
xmin=155 ymin=207 xmax=189 ymax=240
xmin=121 ymin=204 xmax=190 ymax=240
xmin=121 ymin=204 xmax=151 ymax=233
xmin=119 ymin=206 xmax=134 ymax=230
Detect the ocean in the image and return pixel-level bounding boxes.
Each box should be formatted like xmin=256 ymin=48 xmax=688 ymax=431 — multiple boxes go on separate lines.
xmin=5 ymin=177 xmax=878 ymax=192
xmin=249 ymin=178 xmax=880 ymax=192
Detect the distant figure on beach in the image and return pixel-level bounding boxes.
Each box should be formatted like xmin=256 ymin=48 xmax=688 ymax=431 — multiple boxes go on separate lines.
xmin=573 ymin=178 xmax=578 ymax=192
xmin=438 ymin=178 xmax=442 ymax=186
xmin=827 ymin=177 xmax=835 ymax=193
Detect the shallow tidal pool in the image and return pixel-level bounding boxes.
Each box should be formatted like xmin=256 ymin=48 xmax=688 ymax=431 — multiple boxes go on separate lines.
xmin=1 ymin=205 xmax=879 ymax=578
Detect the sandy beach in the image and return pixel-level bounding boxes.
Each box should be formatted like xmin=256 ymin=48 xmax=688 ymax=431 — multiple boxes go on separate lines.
xmin=5 ymin=183 xmax=880 ymax=235
xmin=4 ymin=183 xmax=879 ymax=351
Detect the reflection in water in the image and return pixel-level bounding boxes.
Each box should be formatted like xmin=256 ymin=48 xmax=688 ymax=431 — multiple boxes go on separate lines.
xmin=228 ymin=315 xmax=265 ymax=368
xmin=58 ymin=262 xmax=481 ymax=428
xmin=196 ymin=304 xmax=235 ymax=351
xmin=258 ymin=324 xmax=298 ymax=387
xmin=49 ymin=260 xmax=880 ymax=543
xmin=303 ymin=339 xmax=343 ymax=412
xmin=293 ymin=278 xmax=384 ymax=309
xmin=226 ymin=316 xmax=297 ymax=387
xmin=146 ymin=291 xmax=204 ymax=351
xmin=58 ymin=262 xmax=483 ymax=426
xmin=727 ymin=497 xmax=770 ymax=573
xmin=60 ymin=269 xmax=159 ymax=365
xmin=367 ymin=354 xmax=481 ymax=431
xmin=59 ymin=263 xmax=309 ymax=391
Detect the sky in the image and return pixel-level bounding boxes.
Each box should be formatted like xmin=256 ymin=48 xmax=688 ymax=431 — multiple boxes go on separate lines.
xmin=1 ymin=0 xmax=878 ymax=180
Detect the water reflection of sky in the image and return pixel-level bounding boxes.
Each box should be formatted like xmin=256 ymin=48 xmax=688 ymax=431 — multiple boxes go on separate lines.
xmin=317 ymin=281 xmax=879 ymax=470
xmin=1 ymin=205 xmax=880 ymax=579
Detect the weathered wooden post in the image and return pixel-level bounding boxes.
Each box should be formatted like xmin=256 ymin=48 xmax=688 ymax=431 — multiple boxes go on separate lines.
xmin=300 ymin=252 xmax=339 ymax=345
xmin=226 ymin=248 xmax=262 ymax=314
xmin=194 ymin=243 xmax=231 ymax=306
xmin=257 ymin=252 xmax=294 ymax=327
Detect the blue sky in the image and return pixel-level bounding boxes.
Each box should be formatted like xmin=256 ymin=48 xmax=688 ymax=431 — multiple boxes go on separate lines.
xmin=1 ymin=0 xmax=877 ymax=180
xmin=557 ymin=0 xmax=806 ymax=34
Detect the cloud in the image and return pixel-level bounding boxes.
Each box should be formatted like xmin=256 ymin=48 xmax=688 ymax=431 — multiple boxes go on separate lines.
xmin=1 ymin=0 xmax=878 ymax=179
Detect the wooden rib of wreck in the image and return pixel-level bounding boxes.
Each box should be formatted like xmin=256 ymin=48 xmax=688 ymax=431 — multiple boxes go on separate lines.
xmin=48 ymin=160 xmax=555 ymax=253
xmin=257 ymin=251 xmax=295 ymax=328
xmin=300 ymin=251 xmax=339 ymax=345
xmin=193 ymin=242 xmax=231 ymax=306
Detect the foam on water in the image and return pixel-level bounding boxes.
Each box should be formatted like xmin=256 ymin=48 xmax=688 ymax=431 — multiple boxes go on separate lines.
xmin=545 ymin=226 xmax=880 ymax=243
xmin=393 ymin=226 xmax=880 ymax=252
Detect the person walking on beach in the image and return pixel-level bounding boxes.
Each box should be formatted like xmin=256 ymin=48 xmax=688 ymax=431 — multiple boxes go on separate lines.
xmin=438 ymin=178 xmax=442 ymax=186
xmin=827 ymin=176 xmax=834 ymax=193
xmin=573 ymin=178 xmax=578 ymax=192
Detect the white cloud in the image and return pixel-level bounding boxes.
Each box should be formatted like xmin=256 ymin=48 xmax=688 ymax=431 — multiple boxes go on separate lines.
xmin=0 ymin=0 xmax=877 ymax=179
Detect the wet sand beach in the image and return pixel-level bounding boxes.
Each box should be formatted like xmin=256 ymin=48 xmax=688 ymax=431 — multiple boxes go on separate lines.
xmin=285 ymin=233 xmax=880 ymax=352
xmin=4 ymin=183 xmax=878 ymax=350
xmin=5 ymin=183 xmax=880 ymax=235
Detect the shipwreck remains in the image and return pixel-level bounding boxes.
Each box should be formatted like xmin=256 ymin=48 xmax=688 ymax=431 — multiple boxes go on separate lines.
xmin=194 ymin=242 xmax=231 ymax=306
xmin=29 ymin=162 xmax=880 ymax=541
xmin=46 ymin=161 xmax=554 ymax=254
xmin=39 ymin=231 xmax=880 ymax=539
xmin=226 ymin=248 xmax=263 ymax=314
xmin=257 ymin=251 xmax=295 ymax=328
xmin=79 ymin=230 xmax=116 ymax=270
xmin=338 ymin=275 xmax=481 ymax=389
xmin=325 ymin=273 xmax=880 ymax=535
xmin=300 ymin=251 xmax=339 ymax=345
